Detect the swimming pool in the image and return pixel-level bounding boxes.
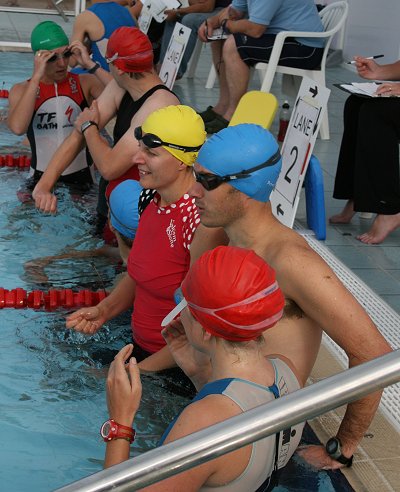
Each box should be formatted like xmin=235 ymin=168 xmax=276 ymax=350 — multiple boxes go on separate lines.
xmin=0 ymin=51 xmax=354 ymax=492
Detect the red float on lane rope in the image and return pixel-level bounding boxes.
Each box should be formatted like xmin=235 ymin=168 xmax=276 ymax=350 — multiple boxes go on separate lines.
xmin=0 ymin=288 xmax=108 ymax=310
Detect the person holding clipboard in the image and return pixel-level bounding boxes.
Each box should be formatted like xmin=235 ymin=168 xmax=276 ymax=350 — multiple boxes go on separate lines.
xmin=330 ymin=55 xmax=400 ymax=244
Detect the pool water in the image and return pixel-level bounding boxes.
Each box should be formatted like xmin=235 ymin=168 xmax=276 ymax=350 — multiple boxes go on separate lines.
xmin=0 ymin=52 xmax=354 ymax=492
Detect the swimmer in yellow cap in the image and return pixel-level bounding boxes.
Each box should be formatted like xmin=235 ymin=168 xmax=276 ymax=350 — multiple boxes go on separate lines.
xmin=8 ymin=21 xmax=105 ymax=189
xmin=66 ymin=105 xmax=226 ymax=373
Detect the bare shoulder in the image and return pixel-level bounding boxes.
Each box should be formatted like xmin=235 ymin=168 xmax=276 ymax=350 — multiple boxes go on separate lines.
xmin=8 ymin=81 xmax=30 ymax=107
xmin=9 ymin=80 xmax=29 ymax=97
xmin=146 ymin=87 xmax=180 ymax=108
xmin=164 ymin=394 xmax=239 ymax=443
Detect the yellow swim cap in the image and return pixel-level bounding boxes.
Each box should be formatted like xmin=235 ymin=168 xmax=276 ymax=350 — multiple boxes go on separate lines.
xmin=141 ymin=105 xmax=206 ymax=166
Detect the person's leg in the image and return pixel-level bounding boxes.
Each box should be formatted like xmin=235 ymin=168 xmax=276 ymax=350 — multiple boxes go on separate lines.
xmin=179 ymin=12 xmax=212 ymax=77
xmin=330 ymin=96 xmax=365 ymax=224
xmin=354 ymin=99 xmax=400 ymax=243
xmin=208 ymin=39 xmax=230 ymax=115
xmin=221 ymin=35 xmax=251 ymax=121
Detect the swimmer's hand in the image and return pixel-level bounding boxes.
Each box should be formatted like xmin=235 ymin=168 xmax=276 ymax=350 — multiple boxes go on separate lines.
xmin=162 ymin=319 xmax=211 ymax=390
xmin=66 ymin=305 xmax=106 ymax=334
xmin=75 ymin=101 xmax=100 ymax=134
xmin=69 ymin=40 xmax=92 ymax=70
xmin=297 ymin=445 xmax=349 ymax=470
xmin=32 ymin=50 xmax=55 ymax=83
xmin=106 ymin=344 xmax=142 ymax=426
xmin=32 ymin=185 xmax=58 ymax=214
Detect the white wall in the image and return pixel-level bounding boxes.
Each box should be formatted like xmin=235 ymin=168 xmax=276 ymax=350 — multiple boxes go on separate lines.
xmin=343 ymin=0 xmax=400 ymax=63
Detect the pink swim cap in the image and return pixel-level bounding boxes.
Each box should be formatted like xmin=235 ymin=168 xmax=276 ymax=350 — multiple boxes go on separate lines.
xmin=106 ymin=27 xmax=153 ymax=73
xmin=180 ymin=246 xmax=285 ymax=341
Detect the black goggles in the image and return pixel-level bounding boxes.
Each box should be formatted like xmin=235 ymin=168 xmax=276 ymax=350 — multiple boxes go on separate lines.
xmin=194 ymin=149 xmax=281 ymax=191
xmin=134 ymin=126 xmax=202 ymax=153
xmin=47 ymin=49 xmax=73 ymax=63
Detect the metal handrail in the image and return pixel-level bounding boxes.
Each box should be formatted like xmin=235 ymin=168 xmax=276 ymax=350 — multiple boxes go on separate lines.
xmin=57 ymin=350 xmax=400 ymax=492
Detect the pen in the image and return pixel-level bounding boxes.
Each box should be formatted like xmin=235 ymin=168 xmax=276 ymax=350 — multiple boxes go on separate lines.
xmin=347 ymin=54 xmax=384 ymax=65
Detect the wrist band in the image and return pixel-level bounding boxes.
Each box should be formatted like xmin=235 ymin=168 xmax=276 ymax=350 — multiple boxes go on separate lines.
xmin=88 ymin=62 xmax=101 ymax=74
xmin=221 ymin=18 xmax=230 ymax=34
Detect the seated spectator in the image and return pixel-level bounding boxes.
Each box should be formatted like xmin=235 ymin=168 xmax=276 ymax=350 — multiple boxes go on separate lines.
xmin=103 ymin=245 xmax=304 ymax=490
xmin=158 ymin=0 xmax=230 ymax=79
xmin=69 ymin=0 xmax=136 ymax=72
xmin=329 ymin=56 xmax=400 ymax=244
xmin=65 ymin=105 xmax=226 ymax=371
xmin=197 ymin=0 xmax=324 ymax=133
xmin=7 ymin=21 xmax=104 ymax=190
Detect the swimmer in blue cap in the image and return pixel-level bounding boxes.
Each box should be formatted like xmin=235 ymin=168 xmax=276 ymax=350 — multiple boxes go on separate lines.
xmin=195 ymin=123 xmax=281 ymax=203
xmin=190 ymin=122 xmax=392 ymax=472
xmin=24 ymin=180 xmax=142 ymax=284
xmin=108 ymin=180 xmax=142 ymax=264
xmin=191 ymin=124 xmax=281 ymax=229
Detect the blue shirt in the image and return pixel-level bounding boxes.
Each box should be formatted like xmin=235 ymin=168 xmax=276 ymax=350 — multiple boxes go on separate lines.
xmin=231 ymin=0 xmax=324 ymax=48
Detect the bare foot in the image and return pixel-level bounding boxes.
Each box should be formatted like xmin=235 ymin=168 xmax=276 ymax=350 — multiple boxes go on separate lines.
xmin=357 ymin=213 xmax=400 ymax=244
xmin=329 ymin=200 xmax=355 ymax=224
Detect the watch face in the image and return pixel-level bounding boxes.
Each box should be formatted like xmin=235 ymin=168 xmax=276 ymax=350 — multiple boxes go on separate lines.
xmin=100 ymin=420 xmax=112 ymax=438
xmin=326 ymin=438 xmax=339 ymax=456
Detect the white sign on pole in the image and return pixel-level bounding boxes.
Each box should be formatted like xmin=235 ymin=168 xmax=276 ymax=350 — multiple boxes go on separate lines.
xmin=270 ymin=76 xmax=330 ymax=228
xmin=138 ymin=0 xmax=153 ymax=34
xmin=159 ymin=22 xmax=191 ymax=89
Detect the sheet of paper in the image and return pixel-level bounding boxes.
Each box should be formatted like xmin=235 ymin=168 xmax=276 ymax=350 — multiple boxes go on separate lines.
xmin=148 ymin=0 xmax=182 ymax=23
xmin=340 ymin=82 xmax=381 ymax=97
xmin=206 ymin=27 xmax=229 ymax=41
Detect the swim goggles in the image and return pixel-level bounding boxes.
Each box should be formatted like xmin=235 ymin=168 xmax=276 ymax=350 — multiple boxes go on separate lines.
xmin=47 ymin=49 xmax=73 ymax=63
xmin=134 ymin=126 xmax=202 ymax=153
xmin=194 ymin=149 xmax=281 ymax=191
xmin=105 ymin=50 xmax=153 ymax=65
xmin=161 ymin=283 xmax=283 ymax=331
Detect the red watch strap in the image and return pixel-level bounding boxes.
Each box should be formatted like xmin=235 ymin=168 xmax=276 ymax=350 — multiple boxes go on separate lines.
xmin=101 ymin=419 xmax=136 ymax=444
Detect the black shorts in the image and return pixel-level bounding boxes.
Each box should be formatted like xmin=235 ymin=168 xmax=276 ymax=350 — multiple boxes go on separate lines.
xmin=233 ymin=33 xmax=324 ymax=70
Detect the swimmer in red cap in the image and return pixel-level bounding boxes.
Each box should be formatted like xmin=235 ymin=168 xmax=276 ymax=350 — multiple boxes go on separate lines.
xmin=103 ymin=245 xmax=305 ymax=489
xmin=31 ymin=26 xmax=179 ymax=223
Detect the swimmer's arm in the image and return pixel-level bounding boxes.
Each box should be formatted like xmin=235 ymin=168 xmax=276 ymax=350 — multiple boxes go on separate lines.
xmin=32 ymin=129 xmax=86 ymax=211
xmin=138 ymin=346 xmax=176 ymax=372
xmin=138 ymin=400 xmax=235 ymax=491
xmin=84 ymin=88 xmax=179 ymax=181
xmin=7 ymin=81 xmax=38 ymax=135
xmin=282 ymin=244 xmax=392 ymax=461
xmin=32 ymin=80 xmax=123 ymax=210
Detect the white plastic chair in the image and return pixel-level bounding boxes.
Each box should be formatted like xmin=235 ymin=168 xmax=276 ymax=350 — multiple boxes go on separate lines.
xmin=255 ymin=1 xmax=349 ymax=140
xmin=205 ymin=1 xmax=348 ymax=139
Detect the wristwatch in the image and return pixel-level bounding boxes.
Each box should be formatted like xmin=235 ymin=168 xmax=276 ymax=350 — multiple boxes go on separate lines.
xmin=81 ymin=120 xmax=98 ymax=134
xmin=325 ymin=437 xmax=353 ymax=467
xmin=88 ymin=62 xmax=101 ymax=74
xmin=100 ymin=419 xmax=135 ymax=443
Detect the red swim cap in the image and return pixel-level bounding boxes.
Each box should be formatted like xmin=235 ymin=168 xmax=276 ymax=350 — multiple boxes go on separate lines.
xmin=106 ymin=27 xmax=153 ymax=73
xmin=180 ymin=246 xmax=285 ymax=342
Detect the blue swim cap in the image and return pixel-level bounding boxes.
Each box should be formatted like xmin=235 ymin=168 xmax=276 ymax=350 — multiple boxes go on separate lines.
xmin=109 ymin=180 xmax=142 ymax=239
xmin=197 ymin=124 xmax=282 ymax=202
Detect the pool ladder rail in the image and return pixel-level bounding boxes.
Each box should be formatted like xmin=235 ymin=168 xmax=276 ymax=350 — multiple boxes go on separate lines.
xmin=0 ymin=287 xmax=108 ymax=310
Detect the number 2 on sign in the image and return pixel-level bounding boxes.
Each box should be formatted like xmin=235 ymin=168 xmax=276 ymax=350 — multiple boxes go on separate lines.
xmin=284 ymin=146 xmax=298 ymax=184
